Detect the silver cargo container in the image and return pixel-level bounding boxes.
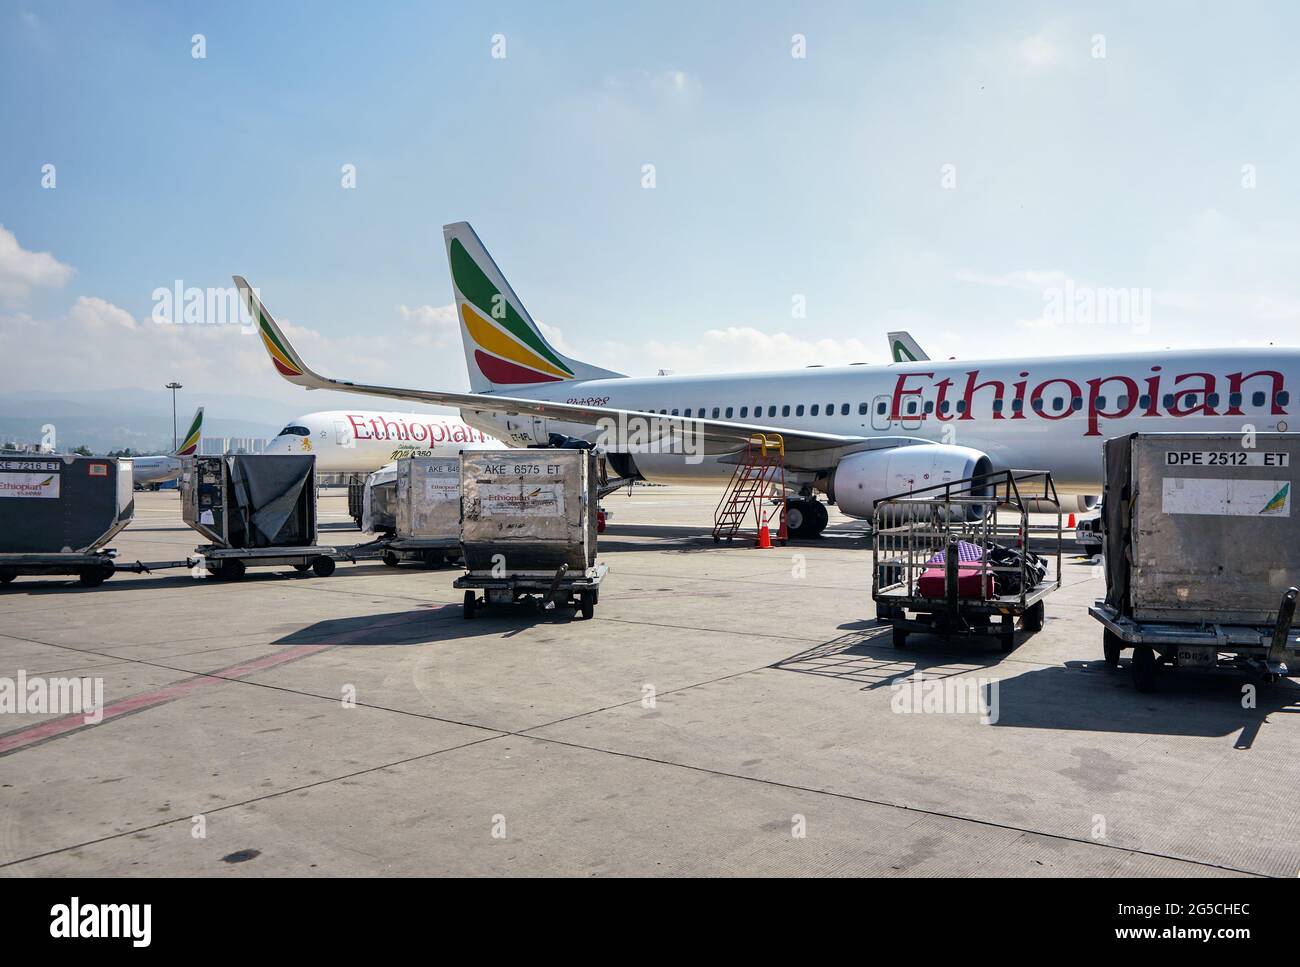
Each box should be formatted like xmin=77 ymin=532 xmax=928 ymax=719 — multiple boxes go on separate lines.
xmin=1102 ymin=432 xmax=1299 ymax=624
xmin=0 ymin=454 xmax=134 ymax=553
xmin=460 ymin=449 xmax=598 ymax=573
xmin=395 ymin=456 xmax=461 ymax=543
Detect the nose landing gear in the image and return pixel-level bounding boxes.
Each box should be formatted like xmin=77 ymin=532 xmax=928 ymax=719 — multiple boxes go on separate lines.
xmin=785 ymin=497 xmax=829 ymax=539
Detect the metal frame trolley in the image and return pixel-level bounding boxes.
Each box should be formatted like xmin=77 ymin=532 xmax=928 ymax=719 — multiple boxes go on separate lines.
xmin=872 ymin=470 xmax=1063 ymax=651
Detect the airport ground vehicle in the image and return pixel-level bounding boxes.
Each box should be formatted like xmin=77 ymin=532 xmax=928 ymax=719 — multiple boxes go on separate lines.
xmin=182 ymin=453 xmax=340 ymax=579
xmin=872 ymin=470 xmax=1062 ymax=651
xmin=454 ymin=449 xmax=604 ymax=618
xmin=1090 ymin=432 xmax=1300 ymax=691
xmin=1075 ymin=504 xmax=1103 ymax=551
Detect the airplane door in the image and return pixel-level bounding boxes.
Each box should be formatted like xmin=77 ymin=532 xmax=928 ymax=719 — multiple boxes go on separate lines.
xmin=870 ymin=394 xmax=892 ymax=431
xmin=333 ymin=420 xmax=354 ymax=449
xmin=532 ymin=416 xmax=550 ymax=444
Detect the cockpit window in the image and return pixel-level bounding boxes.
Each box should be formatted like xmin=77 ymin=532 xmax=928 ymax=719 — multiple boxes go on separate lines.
xmin=277 ymin=425 xmax=311 ymax=437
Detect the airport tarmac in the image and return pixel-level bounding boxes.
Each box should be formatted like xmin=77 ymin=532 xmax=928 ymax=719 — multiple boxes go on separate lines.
xmin=1 ymin=487 xmax=1296 ymax=877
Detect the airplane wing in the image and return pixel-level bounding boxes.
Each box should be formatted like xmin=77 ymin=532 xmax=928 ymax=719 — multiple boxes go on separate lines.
xmin=237 ymin=276 xmax=928 ymax=471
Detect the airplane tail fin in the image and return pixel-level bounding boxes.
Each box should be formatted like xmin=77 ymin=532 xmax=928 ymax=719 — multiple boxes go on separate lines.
xmin=174 ymin=407 xmax=203 ymax=457
xmin=443 ymin=221 xmax=624 ymax=392
xmin=888 ymin=331 xmax=930 ymax=362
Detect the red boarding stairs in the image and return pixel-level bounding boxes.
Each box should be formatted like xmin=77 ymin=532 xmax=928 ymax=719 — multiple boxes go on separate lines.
xmin=712 ymin=433 xmax=788 ymax=546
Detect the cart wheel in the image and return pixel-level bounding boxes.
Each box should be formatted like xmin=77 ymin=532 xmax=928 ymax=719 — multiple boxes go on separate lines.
xmin=1103 ymin=630 xmax=1123 ymax=669
xmin=892 ymin=626 xmax=908 ymax=648
xmin=998 ymin=628 xmax=1016 ymax=652
xmin=1263 ymin=672 xmax=1280 ymax=685
xmin=1021 ymin=601 xmax=1044 ymax=633
xmin=579 ymin=590 xmax=595 ymax=620
xmin=1132 ymin=645 xmax=1158 ymax=693
xmin=423 ymin=550 xmax=442 ymax=569
xmin=312 ymin=556 xmax=336 ymax=577
xmin=77 ymin=567 xmax=105 ymax=588
xmin=382 ymin=551 xmax=399 ymax=567
xmin=223 ymin=559 xmax=247 ymax=581
xmin=463 ymin=590 xmax=477 ymax=619
xmin=293 ymin=563 xmax=312 ymax=573
xmin=0 ymin=567 xmax=16 ymax=586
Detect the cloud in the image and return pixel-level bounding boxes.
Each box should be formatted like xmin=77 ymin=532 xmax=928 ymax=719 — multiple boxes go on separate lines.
xmin=399 ymin=303 xmax=458 ymax=349
xmin=1016 ymin=34 xmax=1060 ymax=71
xmin=0 ymin=225 xmax=74 ymax=306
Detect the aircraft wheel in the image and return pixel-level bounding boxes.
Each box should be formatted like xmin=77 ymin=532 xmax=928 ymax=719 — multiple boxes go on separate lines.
xmin=809 ymin=500 xmax=828 ymax=536
xmin=785 ymin=500 xmax=809 ymax=538
xmin=312 ymin=556 xmax=336 ymax=577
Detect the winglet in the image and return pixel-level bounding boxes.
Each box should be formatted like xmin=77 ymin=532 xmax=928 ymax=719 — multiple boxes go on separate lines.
xmin=234 ymin=276 xmax=324 ymax=389
xmin=175 ymin=407 xmax=203 ymax=457
xmin=888 ymin=331 xmax=930 ymax=362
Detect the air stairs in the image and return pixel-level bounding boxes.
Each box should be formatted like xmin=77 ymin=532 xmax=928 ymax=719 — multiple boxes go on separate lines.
xmin=712 ymin=433 xmax=788 ymax=545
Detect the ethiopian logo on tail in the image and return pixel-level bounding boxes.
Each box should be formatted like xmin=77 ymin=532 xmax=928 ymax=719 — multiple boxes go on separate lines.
xmin=176 ymin=409 xmax=203 ymax=457
xmin=449 ymin=238 xmax=574 ymax=385
xmin=1261 ymin=482 xmax=1290 ymax=515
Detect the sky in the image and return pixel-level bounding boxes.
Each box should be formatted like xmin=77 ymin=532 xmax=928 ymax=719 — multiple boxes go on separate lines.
xmin=3 ymin=0 xmax=1300 ymax=427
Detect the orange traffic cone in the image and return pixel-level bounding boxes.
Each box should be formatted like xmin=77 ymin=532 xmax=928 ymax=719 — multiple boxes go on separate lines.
xmin=1067 ymin=513 xmax=1076 ymax=528
xmin=756 ymin=525 xmax=772 ymax=549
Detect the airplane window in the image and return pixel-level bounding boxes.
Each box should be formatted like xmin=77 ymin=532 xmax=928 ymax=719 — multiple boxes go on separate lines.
xmin=1032 ymin=399 xmax=1045 ymax=412
xmin=684 ymin=408 xmax=692 ymax=417
xmin=956 ymin=400 xmax=967 ymax=413
xmin=1207 ymin=394 xmax=1219 ymax=408
xmin=277 ymin=426 xmax=310 ymax=436
xmin=1278 ymin=391 xmax=1291 ymax=406
xmin=768 ymin=406 xmax=776 ymax=417
xmin=795 ymin=404 xmax=805 ymax=416
xmin=826 ymin=403 xmax=834 ymax=413
xmin=781 ymin=405 xmax=791 ymax=416
xmin=1012 ymin=399 xmax=1023 ymax=412
xmin=858 ymin=402 xmax=868 ymax=415
xmin=671 ymin=409 xmax=679 ymax=416
xmin=740 ymin=406 xmax=748 ymax=418
xmin=940 ymin=401 xmax=951 ymax=414
xmin=1139 ymin=395 xmax=1151 ymax=409
xmin=1051 ymin=398 xmax=1064 ymax=412
xmin=712 ymin=407 xmax=720 ymax=418
xmin=810 ymin=404 xmax=819 ymax=416
xmin=876 ymin=401 xmax=887 ymax=415
xmin=1162 ymin=394 xmax=1174 ymax=409
xmin=992 ymin=399 xmax=1004 ymax=413
xmin=1253 ymin=391 xmax=1266 ymax=407
xmin=1185 ymin=395 xmax=1198 ymax=407
xmin=1229 ymin=393 xmax=1242 ymax=408
xmin=1071 ymin=397 xmax=1083 ymax=411
xmin=840 ymin=404 xmax=849 ymax=416
xmin=924 ymin=401 xmax=934 ymax=414
xmin=725 ymin=407 xmax=733 ymax=418
xmin=906 ymin=401 xmax=917 ymax=415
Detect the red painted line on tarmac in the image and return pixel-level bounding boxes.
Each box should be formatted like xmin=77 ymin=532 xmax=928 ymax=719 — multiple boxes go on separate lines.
xmin=0 ymin=643 xmax=332 ymax=757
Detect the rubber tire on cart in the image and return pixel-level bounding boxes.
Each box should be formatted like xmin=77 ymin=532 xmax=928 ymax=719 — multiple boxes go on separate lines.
xmin=463 ymin=590 xmax=477 ymax=620
xmin=1103 ymin=630 xmax=1123 ymax=669
xmin=423 ymin=550 xmax=442 ymax=569
xmin=312 ymin=556 xmax=336 ymax=577
xmin=579 ymin=590 xmax=595 ymax=620
xmin=293 ymin=563 xmax=312 ymax=573
xmin=382 ymin=551 xmax=399 ymax=567
xmin=0 ymin=567 xmax=16 ymax=586
xmin=220 ymin=559 xmax=247 ymax=581
xmin=892 ymin=625 xmax=908 ymax=649
xmin=78 ymin=567 xmax=105 ymax=588
xmin=1132 ymin=644 xmax=1158 ymax=693
xmin=998 ymin=627 xmax=1016 ymax=652
xmin=1021 ymin=601 xmax=1044 ymax=633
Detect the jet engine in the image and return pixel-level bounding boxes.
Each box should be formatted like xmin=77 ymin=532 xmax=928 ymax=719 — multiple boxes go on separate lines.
xmin=829 ymin=444 xmax=994 ymax=520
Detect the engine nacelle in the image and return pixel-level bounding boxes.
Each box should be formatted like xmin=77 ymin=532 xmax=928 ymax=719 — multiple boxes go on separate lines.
xmin=829 ymin=444 xmax=994 ymax=520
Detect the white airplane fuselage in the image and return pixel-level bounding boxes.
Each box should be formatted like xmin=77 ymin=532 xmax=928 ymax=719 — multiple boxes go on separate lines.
xmin=265 ymin=410 xmax=503 ymax=473
xmin=459 ymin=348 xmax=1298 ymax=495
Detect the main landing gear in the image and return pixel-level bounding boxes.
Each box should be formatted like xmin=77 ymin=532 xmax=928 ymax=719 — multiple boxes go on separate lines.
xmin=785 ymin=497 xmax=829 ymax=539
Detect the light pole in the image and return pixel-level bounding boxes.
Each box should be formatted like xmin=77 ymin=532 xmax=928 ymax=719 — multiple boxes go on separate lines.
xmin=165 ymin=382 xmax=183 ymax=452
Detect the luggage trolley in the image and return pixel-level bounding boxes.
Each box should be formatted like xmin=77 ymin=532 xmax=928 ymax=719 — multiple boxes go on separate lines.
xmin=872 ymin=470 xmax=1063 ymax=651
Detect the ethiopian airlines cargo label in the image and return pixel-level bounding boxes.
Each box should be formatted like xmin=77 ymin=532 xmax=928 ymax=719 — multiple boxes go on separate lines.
xmin=478 ymin=483 xmax=565 ymax=517
xmin=1161 ymin=478 xmax=1291 ymax=517
xmin=0 ymin=470 xmax=61 ymax=499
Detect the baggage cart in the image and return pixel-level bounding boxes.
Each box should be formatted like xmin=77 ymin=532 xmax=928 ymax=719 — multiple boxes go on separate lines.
xmin=455 ymin=449 xmax=604 ymax=618
xmin=872 ymin=469 xmax=1062 ymax=651
xmin=1091 ymin=432 xmax=1300 ymax=691
xmin=378 ymin=456 xmax=462 ymax=568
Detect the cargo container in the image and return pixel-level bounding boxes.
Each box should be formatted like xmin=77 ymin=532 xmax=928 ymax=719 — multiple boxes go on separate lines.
xmin=455 ymin=449 xmax=604 ymax=617
xmin=0 ymin=454 xmax=135 ymax=587
xmin=180 ymin=454 xmax=337 ymax=579
xmin=374 ymin=456 xmax=462 ymax=568
xmin=1090 ymin=432 xmax=1300 ymax=690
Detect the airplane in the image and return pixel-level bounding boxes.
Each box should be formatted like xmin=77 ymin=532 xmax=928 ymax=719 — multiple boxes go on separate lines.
xmin=265 ymin=409 xmax=502 ymax=473
xmin=235 ymin=222 xmax=1297 ymax=538
xmin=132 ymin=407 xmax=203 ymax=488
xmin=888 ymin=332 xmax=930 ymax=363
